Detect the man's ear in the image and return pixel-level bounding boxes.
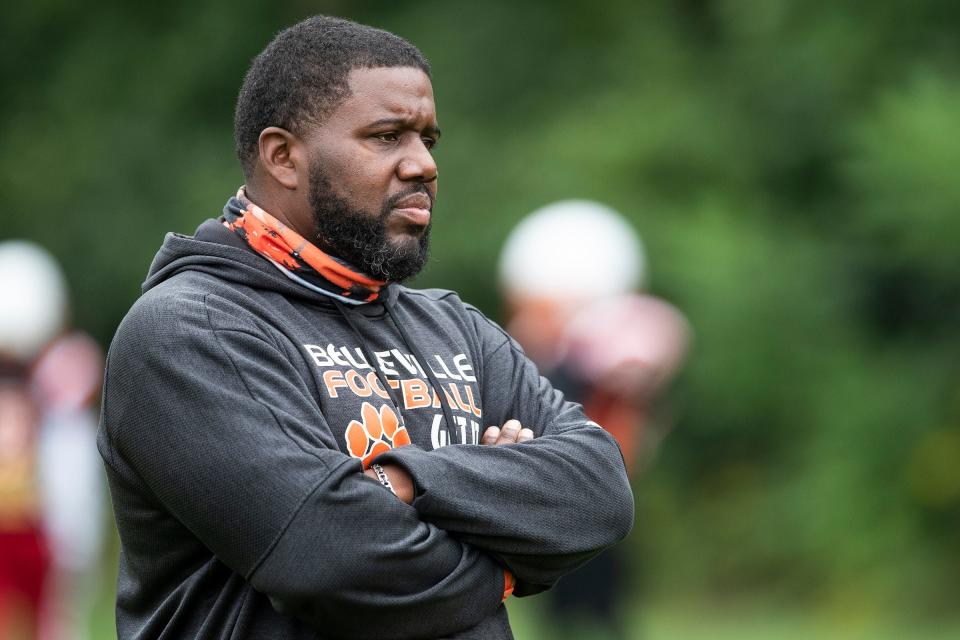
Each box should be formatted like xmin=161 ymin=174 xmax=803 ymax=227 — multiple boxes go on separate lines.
xmin=257 ymin=127 xmax=306 ymax=190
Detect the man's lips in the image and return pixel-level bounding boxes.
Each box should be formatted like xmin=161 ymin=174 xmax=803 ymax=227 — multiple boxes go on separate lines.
xmin=391 ymin=192 xmax=432 ymax=227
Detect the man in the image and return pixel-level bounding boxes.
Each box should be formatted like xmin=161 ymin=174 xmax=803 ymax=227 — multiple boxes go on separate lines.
xmin=99 ymin=15 xmax=633 ymax=640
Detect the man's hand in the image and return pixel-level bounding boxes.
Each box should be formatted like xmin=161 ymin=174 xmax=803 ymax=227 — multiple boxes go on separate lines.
xmin=481 ymin=419 xmax=535 ymax=446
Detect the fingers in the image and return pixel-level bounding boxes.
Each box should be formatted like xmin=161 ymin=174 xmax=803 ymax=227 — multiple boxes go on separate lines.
xmin=481 ymin=420 xmax=536 ymax=445
xmin=495 ymin=419 xmax=521 ymax=445
xmin=481 ymin=426 xmax=501 ymax=445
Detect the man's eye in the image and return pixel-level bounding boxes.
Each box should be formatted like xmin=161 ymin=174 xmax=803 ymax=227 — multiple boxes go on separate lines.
xmin=374 ymin=132 xmax=399 ymax=143
xmin=422 ymin=137 xmax=437 ymax=150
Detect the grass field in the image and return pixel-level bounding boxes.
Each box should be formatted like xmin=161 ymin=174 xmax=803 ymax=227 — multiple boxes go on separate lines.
xmin=506 ymin=596 xmax=960 ymax=640
xmin=68 ymin=532 xmax=960 ymax=640
xmin=80 ymin=585 xmax=960 ymax=640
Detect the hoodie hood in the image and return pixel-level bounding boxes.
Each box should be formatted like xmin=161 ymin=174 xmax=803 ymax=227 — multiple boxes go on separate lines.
xmin=143 ymin=219 xmax=398 ymax=310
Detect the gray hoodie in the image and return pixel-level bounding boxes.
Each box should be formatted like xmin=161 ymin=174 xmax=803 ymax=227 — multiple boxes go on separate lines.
xmin=98 ymin=217 xmax=634 ymax=640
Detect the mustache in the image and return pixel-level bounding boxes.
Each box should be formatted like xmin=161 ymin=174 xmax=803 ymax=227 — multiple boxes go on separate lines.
xmin=384 ymin=185 xmax=434 ymax=211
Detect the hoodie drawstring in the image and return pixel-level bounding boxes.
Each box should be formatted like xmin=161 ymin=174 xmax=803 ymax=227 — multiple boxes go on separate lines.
xmin=331 ymin=298 xmax=405 ymax=425
xmin=383 ymin=296 xmax=461 ymax=446
xmin=331 ymin=296 xmax=459 ymax=445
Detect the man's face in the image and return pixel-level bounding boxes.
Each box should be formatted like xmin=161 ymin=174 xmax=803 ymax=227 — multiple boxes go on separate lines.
xmin=303 ymin=66 xmax=439 ymax=282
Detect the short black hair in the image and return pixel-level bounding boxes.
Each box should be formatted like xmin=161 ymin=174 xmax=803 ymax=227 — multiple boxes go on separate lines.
xmin=234 ymin=16 xmax=431 ymax=177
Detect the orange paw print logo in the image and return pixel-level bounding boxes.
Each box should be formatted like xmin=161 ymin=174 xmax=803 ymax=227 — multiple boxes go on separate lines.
xmin=345 ymin=402 xmax=411 ymax=468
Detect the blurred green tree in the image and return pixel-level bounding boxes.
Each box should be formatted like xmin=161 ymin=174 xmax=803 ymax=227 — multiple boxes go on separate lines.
xmin=3 ymin=0 xmax=958 ymax=626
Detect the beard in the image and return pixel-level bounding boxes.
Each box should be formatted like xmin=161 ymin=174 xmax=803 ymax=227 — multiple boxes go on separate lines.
xmin=307 ymin=162 xmax=432 ymax=283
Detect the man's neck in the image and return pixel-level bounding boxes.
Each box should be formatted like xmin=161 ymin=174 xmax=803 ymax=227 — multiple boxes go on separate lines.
xmin=242 ymin=183 xmax=309 ymax=239
xmin=223 ymin=189 xmax=387 ymax=303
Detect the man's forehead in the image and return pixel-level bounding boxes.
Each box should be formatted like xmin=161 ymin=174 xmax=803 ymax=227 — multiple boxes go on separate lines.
xmin=342 ymin=66 xmax=436 ymax=123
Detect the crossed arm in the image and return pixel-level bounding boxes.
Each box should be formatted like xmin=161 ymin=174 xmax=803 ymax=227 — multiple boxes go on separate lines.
xmin=373 ymin=325 xmax=635 ymax=596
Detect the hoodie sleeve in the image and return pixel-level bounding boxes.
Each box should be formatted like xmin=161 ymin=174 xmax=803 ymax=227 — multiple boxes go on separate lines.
xmin=376 ymin=308 xmax=635 ymax=597
xmin=99 ymin=290 xmax=505 ymax=639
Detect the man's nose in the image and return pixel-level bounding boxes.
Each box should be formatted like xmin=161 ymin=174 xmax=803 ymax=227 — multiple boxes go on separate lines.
xmin=397 ymin=139 xmax=438 ymax=183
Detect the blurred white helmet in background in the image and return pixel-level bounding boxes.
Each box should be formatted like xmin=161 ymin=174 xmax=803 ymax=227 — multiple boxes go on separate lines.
xmin=0 ymin=241 xmax=68 ymax=361
xmin=498 ymin=200 xmax=646 ymax=301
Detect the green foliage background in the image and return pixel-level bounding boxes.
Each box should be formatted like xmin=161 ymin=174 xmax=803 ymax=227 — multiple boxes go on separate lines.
xmin=5 ymin=0 xmax=960 ymax=634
